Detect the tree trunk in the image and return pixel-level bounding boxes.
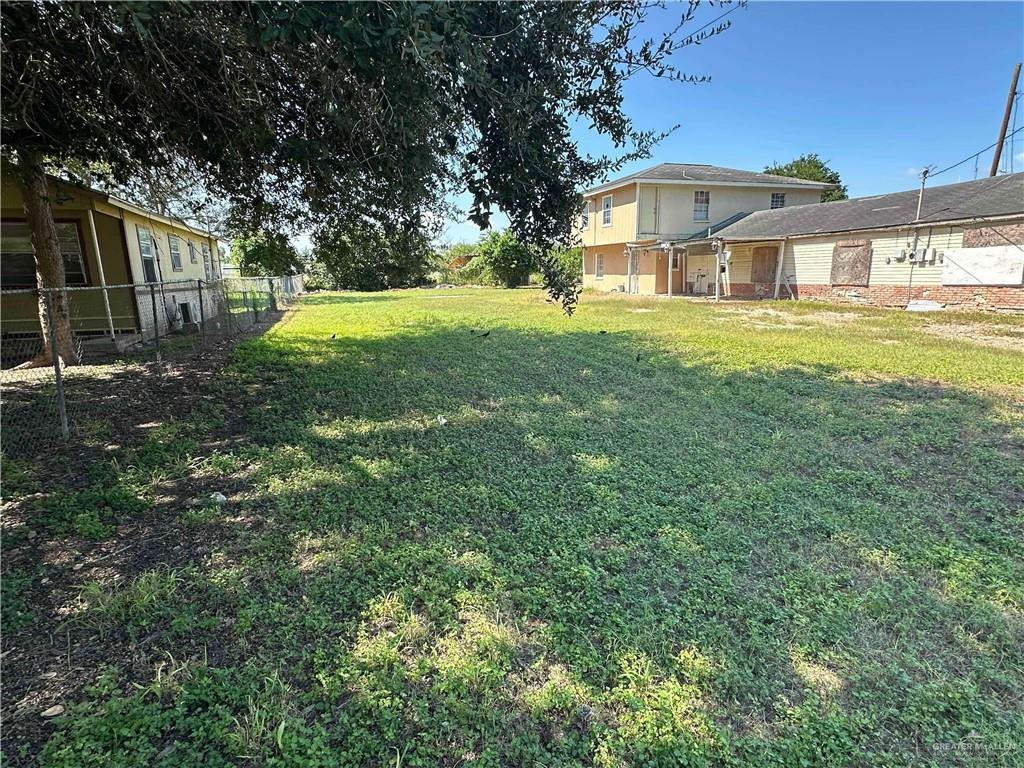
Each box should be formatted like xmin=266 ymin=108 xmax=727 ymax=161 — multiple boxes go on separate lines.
xmin=18 ymin=155 xmax=80 ymax=365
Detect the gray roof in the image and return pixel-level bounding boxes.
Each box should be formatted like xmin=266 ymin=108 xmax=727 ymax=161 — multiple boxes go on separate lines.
xmin=587 ymin=163 xmax=835 ymax=194
xmin=715 ymin=173 xmax=1024 ymax=240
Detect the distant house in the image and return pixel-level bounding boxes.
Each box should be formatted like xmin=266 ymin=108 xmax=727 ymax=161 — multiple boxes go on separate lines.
xmin=580 ymin=163 xmax=833 ymax=295
xmin=706 ymin=173 xmax=1024 ymax=311
xmin=1 ymin=173 xmax=222 ymax=339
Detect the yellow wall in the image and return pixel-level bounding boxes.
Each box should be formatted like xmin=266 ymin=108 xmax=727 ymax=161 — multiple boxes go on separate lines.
xmin=582 ymin=184 xmax=637 ymax=247
xmin=1 ymin=176 xmax=218 ymax=335
xmin=121 ymin=209 xmax=217 ymax=285
xmin=582 ymin=244 xmax=629 ymax=291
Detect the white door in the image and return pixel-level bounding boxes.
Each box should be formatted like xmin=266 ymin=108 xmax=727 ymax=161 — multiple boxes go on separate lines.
xmin=638 ymin=185 xmax=658 ymax=235
xmin=628 ymin=251 xmax=640 ymax=294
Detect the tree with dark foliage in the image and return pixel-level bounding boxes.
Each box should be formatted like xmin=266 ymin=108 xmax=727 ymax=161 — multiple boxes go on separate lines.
xmin=1 ymin=0 xmax=738 ymax=361
xmin=764 ymin=154 xmax=848 ymax=202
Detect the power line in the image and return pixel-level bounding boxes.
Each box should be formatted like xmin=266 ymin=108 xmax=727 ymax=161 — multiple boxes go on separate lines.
xmin=929 ymin=124 xmax=1024 ymax=179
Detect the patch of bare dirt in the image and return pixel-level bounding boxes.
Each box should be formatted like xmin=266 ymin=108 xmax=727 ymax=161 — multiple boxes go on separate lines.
xmin=923 ymin=323 xmax=1024 ymax=352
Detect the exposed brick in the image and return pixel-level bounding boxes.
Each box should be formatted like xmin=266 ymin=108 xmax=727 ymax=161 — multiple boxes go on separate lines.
xmin=963 ymin=222 xmax=1024 ymax=248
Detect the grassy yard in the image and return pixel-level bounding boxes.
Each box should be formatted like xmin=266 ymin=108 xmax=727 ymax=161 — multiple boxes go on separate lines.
xmin=5 ymin=289 xmax=1024 ymax=767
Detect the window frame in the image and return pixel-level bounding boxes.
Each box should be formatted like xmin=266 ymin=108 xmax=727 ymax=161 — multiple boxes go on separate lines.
xmin=581 ymin=202 xmax=590 ymax=230
xmin=137 ymin=225 xmax=160 ymax=283
xmin=595 ymin=252 xmax=605 ymax=279
xmin=167 ymin=234 xmax=183 ymax=272
xmin=670 ymin=252 xmax=680 ymax=270
xmin=601 ymin=194 xmax=613 ymax=227
xmin=188 ymin=240 xmax=198 ymax=264
xmin=693 ymin=190 xmax=710 ymax=222
xmin=0 ymin=218 xmax=90 ymax=289
xmin=770 ymin=192 xmax=786 ymax=210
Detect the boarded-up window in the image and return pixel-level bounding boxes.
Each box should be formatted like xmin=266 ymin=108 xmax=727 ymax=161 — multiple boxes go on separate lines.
xmin=750 ymin=246 xmax=778 ymax=283
xmin=830 ymin=240 xmax=871 ymax=286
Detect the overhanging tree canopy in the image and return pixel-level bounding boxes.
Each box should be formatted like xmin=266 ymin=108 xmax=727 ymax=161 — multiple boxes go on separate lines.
xmin=2 ymin=0 xmax=737 ymax=359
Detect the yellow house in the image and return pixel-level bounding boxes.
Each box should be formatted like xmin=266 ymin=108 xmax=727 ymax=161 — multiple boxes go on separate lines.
xmin=580 ymin=163 xmax=833 ymax=296
xmin=706 ymin=173 xmax=1024 ymax=311
xmin=1 ymin=173 xmax=222 ymax=340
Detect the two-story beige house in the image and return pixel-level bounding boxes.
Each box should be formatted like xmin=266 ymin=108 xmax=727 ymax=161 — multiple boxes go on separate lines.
xmin=580 ymin=163 xmax=832 ymax=295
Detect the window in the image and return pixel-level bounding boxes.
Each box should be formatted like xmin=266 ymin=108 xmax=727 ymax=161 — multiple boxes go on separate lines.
xmin=601 ymin=194 xmax=613 ymax=227
xmin=693 ymin=191 xmax=710 ymax=222
xmin=201 ymin=242 xmax=213 ymax=281
xmin=188 ymin=240 xmax=198 ymax=264
xmin=581 ymin=203 xmax=590 ymax=230
xmin=770 ymin=192 xmax=786 ymax=209
xmin=1 ymin=221 xmax=87 ymax=288
xmin=137 ymin=226 xmax=158 ymax=282
xmin=671 ymin=252 xmax=680 ymax=270
xmin=595 ymin=252 xmax=605 ymax=279
xmin=168 ymin=235 xmax=183 ymax=271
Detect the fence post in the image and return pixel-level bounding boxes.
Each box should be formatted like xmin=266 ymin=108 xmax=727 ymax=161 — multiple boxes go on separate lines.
xmin=197 ymin=279 xmax=206 ymax=349
xmin=149 ymin=284 xmax=162 ymax=366
xmin=222 ymin=281 xmax=235 ymax=335
xmin=267 ymin=277 xmax=278 ymax=311
xmin=44 ymin=291 xmax=70 ymax=439
xmin=244 ymin=290 xmax=252 ymax=325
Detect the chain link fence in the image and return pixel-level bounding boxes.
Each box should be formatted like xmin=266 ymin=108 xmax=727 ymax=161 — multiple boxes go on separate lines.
xmin=1 ymin=275 xmax=304 ymax=455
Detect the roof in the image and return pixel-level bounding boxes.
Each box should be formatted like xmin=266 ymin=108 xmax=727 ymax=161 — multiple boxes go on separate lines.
xmin=715 ymin=173 xmax=1024 ymax=241
xmin=586 ymin=162 xmax=835 ymax=195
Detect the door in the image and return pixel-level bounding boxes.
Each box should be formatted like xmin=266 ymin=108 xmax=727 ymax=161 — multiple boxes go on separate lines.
xmin=628 ymin=250 xmax=640 ymax=293
xmin=638 ymin=185 xmax=658 ymax=235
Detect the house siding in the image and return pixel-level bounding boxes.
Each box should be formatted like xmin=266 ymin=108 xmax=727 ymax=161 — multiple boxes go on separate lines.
xmin=723 ymin=220 xmax=1024 ymax=310
xmin=582 ymin=183 xmax=637 ymax=248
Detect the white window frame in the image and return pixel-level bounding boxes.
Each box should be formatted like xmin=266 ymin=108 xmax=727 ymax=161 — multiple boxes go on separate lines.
xmin=671 ymin=252 xmax=680 ymax=270
xmin=601 ymin=194 xmax=613 ymax=227
xmin=188 ymin=240 xmax=198 ymax=264
xmin=770 ymin=192 xmax=786 ymax=209
xmin=693 ymin=190 xmax=710 ymax=222
xmin=595 ymin=252 xmax=605 ymax=279
xmin=137 ymin=226 xmax=159 ymax=283
xmin=581 ymin=203 xmax=590 ymax=230
xmin=168 ymin=234 xmax=183 ymax=272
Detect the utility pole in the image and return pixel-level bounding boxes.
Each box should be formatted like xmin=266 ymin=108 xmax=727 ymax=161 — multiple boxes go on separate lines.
xmin=989 ymin=62 xmax=1021 ymax=177
xmin=914 ymin=167 xmax=930 ymax=222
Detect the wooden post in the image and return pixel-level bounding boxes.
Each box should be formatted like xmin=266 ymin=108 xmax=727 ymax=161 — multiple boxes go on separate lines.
xmin=990 ymin=62 xmax=1021 ymax=177
xmin=86 ymin=210 xmax=117 ymax=342
xmin=666 ymin=246 xmax=673 ymax=298
xmin=772 ymin=240 xmax=786 ymax=299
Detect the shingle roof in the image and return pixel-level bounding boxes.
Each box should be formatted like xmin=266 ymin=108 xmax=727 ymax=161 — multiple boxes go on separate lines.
xmin=586 ymin=162 xmax=835 ymax=194
xmin=715 ymin=173 xmax=1024 ymax=240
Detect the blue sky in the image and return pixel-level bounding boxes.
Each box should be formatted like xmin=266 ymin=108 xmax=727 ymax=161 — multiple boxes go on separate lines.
xmin=438 ymin=0 xmax=1024 ymax=245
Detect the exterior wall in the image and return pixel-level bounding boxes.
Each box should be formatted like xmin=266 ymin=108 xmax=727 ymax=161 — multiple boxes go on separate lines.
xmin=639 ymin=183 xmax=823 ymax=239
xmin=723 ymin=220 xmax=1024 ymax=311
xmin=1 ymin=177 xmax=221 ymax=336
xmin=120 ymin=209 xmax=218 ymax=285
xmin=581 ymin=184 xmax=637 ymax=247
xmin=1 ymin=180 xmax=138 ymax=334
xmin=582 ymin=244 xmax=628 ymax=291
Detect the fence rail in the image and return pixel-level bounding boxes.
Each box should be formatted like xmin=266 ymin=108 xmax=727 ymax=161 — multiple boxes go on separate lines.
xmin=1 ymin=275 xmax=304 ymax=454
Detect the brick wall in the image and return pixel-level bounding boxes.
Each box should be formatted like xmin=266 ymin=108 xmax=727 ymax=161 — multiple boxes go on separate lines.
xmin=727 ymin=282 xmax=1024 ymax=311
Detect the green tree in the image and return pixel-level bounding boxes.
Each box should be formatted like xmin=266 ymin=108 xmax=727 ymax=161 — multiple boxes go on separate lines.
xmin=231 ymin=231 xmax=302 ymax=278
xmin=311 ymin=224 xmax=433 ymax=291
xmin=2 ymin=2 xmax=734 ymax=360
xmin=764 ymin=154 xmax=848 ymax=202
xmin=477 ymin=231 xmax=537 ymax=288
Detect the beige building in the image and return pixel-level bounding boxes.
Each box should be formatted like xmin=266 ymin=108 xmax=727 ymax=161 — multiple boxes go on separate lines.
xmin=580 ymin=163 xmax=832 ymax=295
xmin=705 ymin=173 xmax=1024 ymax=311
xmin=1 ymin=173 xmax=222 ymax=339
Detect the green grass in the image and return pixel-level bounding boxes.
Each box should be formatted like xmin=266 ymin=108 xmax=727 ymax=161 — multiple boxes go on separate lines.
xmin=35 ymin=289 xmax=1024 ymax=766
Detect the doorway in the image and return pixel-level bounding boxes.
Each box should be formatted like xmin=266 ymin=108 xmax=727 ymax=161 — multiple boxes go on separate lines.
xmin=628 ymin=250 xmax=640 ymax=294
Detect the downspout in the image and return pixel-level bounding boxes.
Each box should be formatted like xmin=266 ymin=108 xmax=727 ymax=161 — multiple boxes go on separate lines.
xmin=772 ymin=239 xmax=787 ymax=299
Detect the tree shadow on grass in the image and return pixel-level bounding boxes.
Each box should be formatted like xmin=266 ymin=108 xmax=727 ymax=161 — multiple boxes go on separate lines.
xmin=7 ymin=321 xmax=1023 ymax=766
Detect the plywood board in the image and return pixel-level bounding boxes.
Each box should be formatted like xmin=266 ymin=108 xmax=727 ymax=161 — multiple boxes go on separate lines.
xmin=830 ymin=240 xmax=871 ymax=286
xmin=942 ymin=245 xmax=1024 ymax=286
